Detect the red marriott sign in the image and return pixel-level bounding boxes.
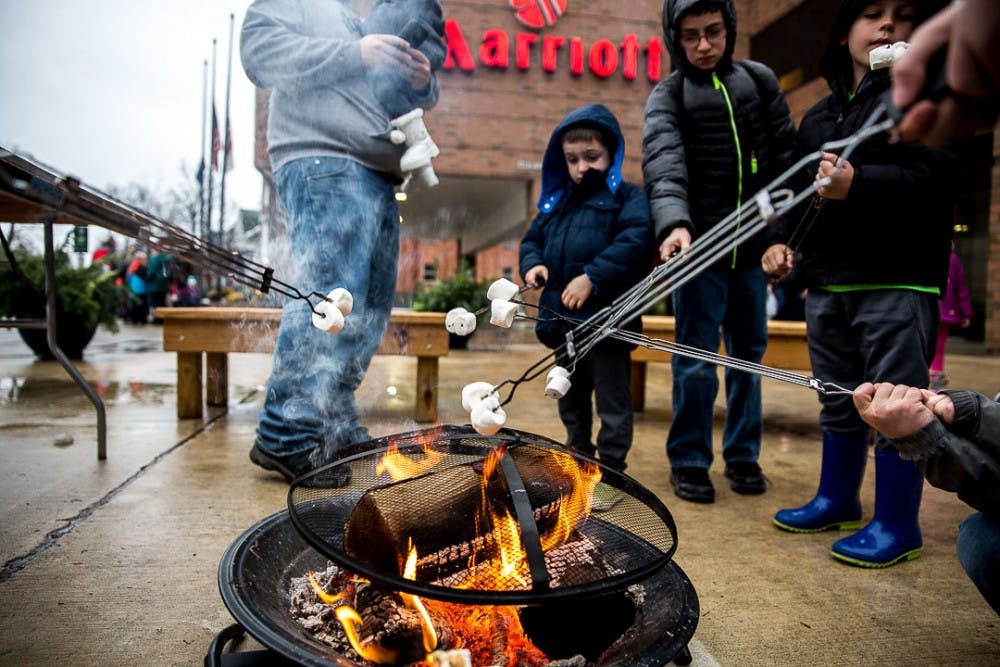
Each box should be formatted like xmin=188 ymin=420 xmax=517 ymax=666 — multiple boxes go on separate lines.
xmin=511 ymin=0 xmax=567 ymax=29
xmin=442 ymin=16 xmax=666 ymax=83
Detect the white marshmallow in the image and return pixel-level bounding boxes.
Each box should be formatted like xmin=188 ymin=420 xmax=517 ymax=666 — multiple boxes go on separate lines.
xmin=461 ymin=381 xmax=495 ymax=413
xmin=544 ymin=374 xmax=572 ymax=399
xmin=446 ymin=307 xmax=469 ymax=334
xmin=869 ymin=41 xmax=908 ymax=70
xmin=326 ymin=287 xmax=354 ymax=316
xmin=487 ymin=278 xmax=520 ymax=302
xmin=546 ymin=366 xmax=570 ymax=383
xmin=454 ymin=311 xmax=477 ymax=336
xmin=490 ymin=299 xmax=518 ymax=328
xmin=471 ymin=399 xmax=506 ymax=436
xmin=311 ymin=300 xmax=345 ymax=333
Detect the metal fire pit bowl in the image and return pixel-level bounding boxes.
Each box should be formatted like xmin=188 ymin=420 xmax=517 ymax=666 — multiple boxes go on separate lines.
xmin=215 ymin=510 xmax=698 ymax=667
xmin=288 ymin=425 xmax=679 ymax=605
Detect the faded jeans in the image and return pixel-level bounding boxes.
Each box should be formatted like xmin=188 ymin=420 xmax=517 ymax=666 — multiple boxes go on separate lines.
xmin=666 ymin=264 xmax=767 ymax=469
xmin=957 ymin=512 xmax=1000 ymax=615
xmin=255 ymin=157 xmax=399 ymax=461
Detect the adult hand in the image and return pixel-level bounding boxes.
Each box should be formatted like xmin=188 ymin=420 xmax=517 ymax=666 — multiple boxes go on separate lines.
xmin=762 ymin=243 xmax=794 ymax=279
xmin=853 ymin=382 xmax=936 ymax=439
xmin=816 ymin=152 xmax=853 ymax=200
xmin=892 ymin=0 xmax=1000 ymax=147
xmin=921 ymin=389 xmax=956 ymax=425
xmin=524 ymin=265 xmax=548 ymax=288
xmin=562 ymin=274 xmax=592 ymax=311
xmin=659 ymin=227 xmax=691 ymax=262
xmin=359 ymin=34 xmax=430 ymax=90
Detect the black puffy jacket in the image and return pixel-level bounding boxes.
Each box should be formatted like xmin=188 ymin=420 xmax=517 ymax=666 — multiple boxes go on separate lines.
xmin=642 ymin=0 xmax=796 ymax=268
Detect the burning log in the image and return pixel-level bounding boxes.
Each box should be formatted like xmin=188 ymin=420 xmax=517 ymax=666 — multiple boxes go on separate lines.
xmin=345 ymin=446 xmax=593 ymax=582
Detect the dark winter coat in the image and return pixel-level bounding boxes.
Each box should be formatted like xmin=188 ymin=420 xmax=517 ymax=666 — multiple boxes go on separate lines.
xmin=764 ymin=0 xmax=960 ymax=291
xmin=892 ymin=391 xmax=1000 ymax=518
xmin=519 ymin=104 xmax=652 ymax=350
xmin=642 ymin=0 xmax=796 ymax=268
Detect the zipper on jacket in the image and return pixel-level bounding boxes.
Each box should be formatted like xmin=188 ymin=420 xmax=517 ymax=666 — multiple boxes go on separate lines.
xmin=713 ymin=72 xmax=743 ymax=268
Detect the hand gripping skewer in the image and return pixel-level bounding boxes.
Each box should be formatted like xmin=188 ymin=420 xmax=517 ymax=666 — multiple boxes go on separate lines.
xmin=484 ymin=103 xmax=898 ymax=407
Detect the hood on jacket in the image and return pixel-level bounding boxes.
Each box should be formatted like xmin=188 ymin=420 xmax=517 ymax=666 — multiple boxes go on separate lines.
xmin=661 ymin=0 xmax=736 ymax=77
xmin=819 ymin=0 xmax=948 ymax=102
xmin=536 ymin=104 xmax=625 ymax=214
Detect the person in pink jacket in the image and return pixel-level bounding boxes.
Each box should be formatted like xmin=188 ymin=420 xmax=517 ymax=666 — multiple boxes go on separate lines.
xmin=931 ymin=247 xmax=974 ymax=389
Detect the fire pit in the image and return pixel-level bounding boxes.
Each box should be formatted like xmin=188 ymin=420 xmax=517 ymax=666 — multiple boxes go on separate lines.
xmin=210 ymin=426 xmax=699 ymax=666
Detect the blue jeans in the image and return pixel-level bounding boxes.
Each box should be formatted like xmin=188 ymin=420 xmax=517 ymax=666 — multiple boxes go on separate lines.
xmin=666 ymin=264 xmax=767 ymax=469
xmin=957 ymin=512 xmax=1000 ymax=615
xmin=256 ymin=157 xmax=399 ymax=460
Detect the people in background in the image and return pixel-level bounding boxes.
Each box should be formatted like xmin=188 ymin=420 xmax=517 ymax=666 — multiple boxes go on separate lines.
xmin=124 ymin=250 xmax=149 ymax=324
xmin=930 ymin=245 xmax=974 ymax=389
xmin=761 ymin=0 xmax=959 ymax=568
xmin=642 ymin=0 xmax=797 ymax=504
xmin=241 ymin=0 xmax=439 ymax=485
xmin=520 ymin=103 xmax=652 ymax=512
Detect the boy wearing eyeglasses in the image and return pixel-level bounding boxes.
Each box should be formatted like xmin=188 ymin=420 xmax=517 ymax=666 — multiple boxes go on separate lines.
xmin=642 ymin=0 xmax=796 ymax=504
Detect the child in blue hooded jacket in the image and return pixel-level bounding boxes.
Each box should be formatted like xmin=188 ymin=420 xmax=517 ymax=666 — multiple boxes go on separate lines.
xmin=519 ymin=104 xmax=652 ymax=493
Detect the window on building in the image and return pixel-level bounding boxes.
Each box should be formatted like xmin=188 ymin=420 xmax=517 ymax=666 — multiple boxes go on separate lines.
xmin=423 ymin=263 xmax=437 ymax=283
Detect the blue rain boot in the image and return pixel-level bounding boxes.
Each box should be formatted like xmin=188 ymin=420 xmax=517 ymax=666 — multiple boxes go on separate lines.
xmin=831 ymin=446 xmax=923 ymax=568
xmin=773 ymin=432 xmax=868 ymax=533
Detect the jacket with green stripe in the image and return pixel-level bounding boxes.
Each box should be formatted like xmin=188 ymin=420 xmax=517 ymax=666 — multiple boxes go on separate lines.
xmin=642 ymin=0 xmax=796 ymax=269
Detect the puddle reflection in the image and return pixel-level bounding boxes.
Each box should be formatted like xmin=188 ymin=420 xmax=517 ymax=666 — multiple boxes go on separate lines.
xmin=0 ymin=377 xmax=170 ymax=406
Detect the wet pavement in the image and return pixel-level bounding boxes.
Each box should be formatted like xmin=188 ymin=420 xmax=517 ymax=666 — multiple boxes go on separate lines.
xmin=0 ymin=320 xmax=998 ymax=666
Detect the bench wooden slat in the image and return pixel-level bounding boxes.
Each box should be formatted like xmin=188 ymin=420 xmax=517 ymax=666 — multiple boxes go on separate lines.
xmin=630 ymin=315 xmax=810 ymax=411
xmin=156 ymin=307 xmax=448 ymax=422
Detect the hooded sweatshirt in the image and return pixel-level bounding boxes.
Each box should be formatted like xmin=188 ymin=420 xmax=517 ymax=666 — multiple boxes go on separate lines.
xmin=763 ymin=0 xmax=959 ymax=291
xmin=241 ymin=0 xmax=439 ymax=176
xmin=519 ymin=104 xmax=652 ymax=349
xmin=642 ymin=0 xmax=796 ymax=268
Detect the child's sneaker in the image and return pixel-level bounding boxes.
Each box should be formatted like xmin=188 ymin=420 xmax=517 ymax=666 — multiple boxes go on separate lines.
xmin=591 ymin=482 xmax=624 ymax=512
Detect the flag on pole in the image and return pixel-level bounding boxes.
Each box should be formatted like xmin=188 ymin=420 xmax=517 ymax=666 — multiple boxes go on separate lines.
xmin=224 ymin=116 xmax=234 ymax=172
xmin=211 ymin=105 xmax=221 ymax=171
xmin=195 ymin=157 xmax=205 ymax=186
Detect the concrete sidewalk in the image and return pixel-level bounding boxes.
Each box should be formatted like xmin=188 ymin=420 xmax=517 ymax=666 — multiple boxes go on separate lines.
xmin=0 ymin=322 xmax=997 ymax=666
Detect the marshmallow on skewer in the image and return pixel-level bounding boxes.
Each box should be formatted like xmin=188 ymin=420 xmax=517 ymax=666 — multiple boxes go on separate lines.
xmin=461 ymin=381 xmax=495 ymax=413
xmin=487 ymin=278 xmax=520 ymax=302
xmin=544 ymin=366 xmax=572 ymax=399
xmin=446 ymin=308 xmax=479 ymax=336
xmin=326 ymin=287 xmax=354 ymax=316
xmin=471 ymin=395 xmax=506 ymax=436
xmin=869 ymin=41 xmax=908 ymax=70
xmin=312 ymin=300 xmax=345 ymax=333
xmin=490 ymin=299 xmax=518 ymax=328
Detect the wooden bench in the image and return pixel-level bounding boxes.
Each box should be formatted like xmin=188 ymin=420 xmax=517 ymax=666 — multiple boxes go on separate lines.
xmin=155 ymin=307 xmax=448 ymax=422
xmin=631 ymin=315 xmax=809 ymax=410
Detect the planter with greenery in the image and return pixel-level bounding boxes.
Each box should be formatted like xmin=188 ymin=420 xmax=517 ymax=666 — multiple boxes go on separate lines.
xmin=0 ymin=238 xmax=120 ymax=360
xmin=411 ymin=262 xmax=489 ymax=348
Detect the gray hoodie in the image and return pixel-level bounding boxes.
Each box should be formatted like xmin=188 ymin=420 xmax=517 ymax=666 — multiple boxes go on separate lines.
xmin=240 ymin=0 xmax=440 ymax=176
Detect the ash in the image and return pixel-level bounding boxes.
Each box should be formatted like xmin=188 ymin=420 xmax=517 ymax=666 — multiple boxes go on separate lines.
xmin=289 ymin=563 xmax=590 ymax=666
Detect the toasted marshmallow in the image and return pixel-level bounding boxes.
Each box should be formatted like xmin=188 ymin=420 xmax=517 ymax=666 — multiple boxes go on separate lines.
xmin=326 ymin=287 xmax=354 ymax=316
xmin=487 ymin=278 xmax=520 ymax=301
xmin=869 ymin=41 xmax=908 ymax=70
xmin=471 ymin=397 xmax=506 ymax=436
xmin=490 ymin=299 xmax=518 ymax=328
xmin=461 ymin=381 xmax=495 ymax=412
xmin=544 ymin=374 xmax=571 ymax=399
xmin=311 ymin=300 xmax=345 ymax=333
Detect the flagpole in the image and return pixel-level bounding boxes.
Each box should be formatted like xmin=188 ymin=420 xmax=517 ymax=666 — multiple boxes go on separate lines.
xmin=198 ymin=58 xmax=208 ymax=239
xmin=217 ymin=13 xmax=235 ymax=298
xmin=206 ymin=38 xmax=218 ymax=297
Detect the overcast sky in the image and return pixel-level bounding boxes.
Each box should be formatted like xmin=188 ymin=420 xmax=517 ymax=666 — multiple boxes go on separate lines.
xmin=0 ymin=1 xmax=262 ymax=218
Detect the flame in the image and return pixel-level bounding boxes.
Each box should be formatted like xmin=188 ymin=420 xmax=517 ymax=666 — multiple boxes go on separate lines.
xmin=402 ymin=544 xmax=439 ymax=653
xmin=307 ymin=571 xmax=352 ymax=605
xmin=376 ymin=436 xmax=446 ymax=481
xmin=540 ymin=452 xmax=601 ymax=552
xmin=335 ymin=606 xmax=400 ymax=665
